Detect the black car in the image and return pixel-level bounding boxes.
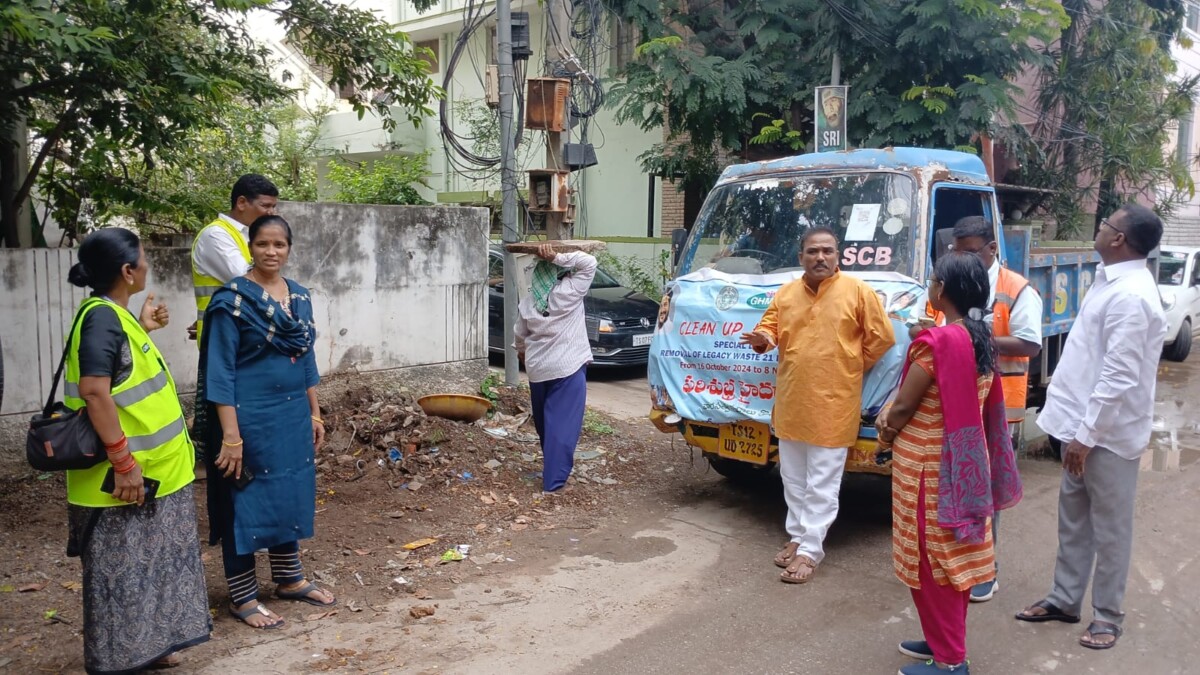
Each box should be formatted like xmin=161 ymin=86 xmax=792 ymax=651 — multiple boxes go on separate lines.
xmin=487 ymin=248 xmax=660 ymax=366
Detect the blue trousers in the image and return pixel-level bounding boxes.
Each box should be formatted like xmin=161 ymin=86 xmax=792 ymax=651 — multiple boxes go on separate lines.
xmin=530 ymin=365 xmax=587 ymax=491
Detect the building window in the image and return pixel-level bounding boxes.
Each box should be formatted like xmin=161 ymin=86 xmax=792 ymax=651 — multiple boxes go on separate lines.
xmin=611 ymin=18 xmax=638 ymax=72
xmin=416 ymin=39 xmax=440 ymax=74
xmin=1188 ymin=1 xmax=1200 ymax=36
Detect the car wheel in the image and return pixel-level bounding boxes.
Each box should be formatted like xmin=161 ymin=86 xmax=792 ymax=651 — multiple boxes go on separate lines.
xmin=1163 ymin=318 xmax=1192 ymax=362
xmin=706 ymin=455 xmax=774 ymax=484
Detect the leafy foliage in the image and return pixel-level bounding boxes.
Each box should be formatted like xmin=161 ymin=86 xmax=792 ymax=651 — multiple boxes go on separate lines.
xmin=1016 ymin=0 xmax=1199 ymax=238
xmin=609 ymin=0 xmax=1067 ymax=191
xmin=49 ymin=101 xmax=332 ymax=237
xmin=1 ymin=0 xmax=440 ymax=245
xmin=326 ymin=153 xmax=432 ymax=206
xmin=597 ymin=249 xmax=671 ymax=298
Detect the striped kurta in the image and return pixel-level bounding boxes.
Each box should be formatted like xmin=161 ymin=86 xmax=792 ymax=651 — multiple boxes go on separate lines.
xmin=892 ymin=343 xmax=996 ymax=591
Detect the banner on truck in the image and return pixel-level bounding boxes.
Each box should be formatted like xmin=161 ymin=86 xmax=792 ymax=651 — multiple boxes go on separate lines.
xmin=648 ymin=269 xmax=927 ymax=428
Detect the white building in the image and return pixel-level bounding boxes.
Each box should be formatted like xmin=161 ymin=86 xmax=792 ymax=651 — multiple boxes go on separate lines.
xmin=1167 ymin=1 xmax=1200 ymax=245
xmin=263 ymin=0 xmax=669 ymax=244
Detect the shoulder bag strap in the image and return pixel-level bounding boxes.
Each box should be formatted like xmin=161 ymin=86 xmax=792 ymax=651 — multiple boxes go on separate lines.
xmin=43 ymin=298 xmax=103 ymax=416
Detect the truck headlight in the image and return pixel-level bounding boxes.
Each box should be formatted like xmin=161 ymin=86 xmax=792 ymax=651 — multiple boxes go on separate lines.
xmin=1162 ymin=292 xmax=1176 ymax=310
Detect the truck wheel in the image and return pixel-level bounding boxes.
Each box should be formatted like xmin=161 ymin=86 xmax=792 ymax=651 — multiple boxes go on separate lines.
xmin=706 ymin=455 xmax=774 ymax=484
xmin=1164 ymin=319 xmax=1192 ymax=362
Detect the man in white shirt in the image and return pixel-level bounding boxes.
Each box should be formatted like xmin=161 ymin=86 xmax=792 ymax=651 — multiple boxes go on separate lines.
xmin=190 ymin=174 xmax=279 ymax=342
xmin=948 ymin=216 xmax=1044 ymax=603
xmin=1016 ymin=203 xmax=1167 ymax=652
xmin=514 ymin=244 xmax=597 ymax=493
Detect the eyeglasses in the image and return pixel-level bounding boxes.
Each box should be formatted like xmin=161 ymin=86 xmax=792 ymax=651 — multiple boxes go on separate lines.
xmin=1100 ymin=219 xmax=1126 ymax=236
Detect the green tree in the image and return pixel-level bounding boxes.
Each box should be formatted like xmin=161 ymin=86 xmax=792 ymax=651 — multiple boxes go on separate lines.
xmin=1018 ymin=0 xmax=1198 ymax=238
xmin=48 ymin=100 xmax=332 ymax=238
xmin=326 ymin=153 xmax=432 ymax=206
xmin=608 ymin=0 xmax=1066 ymax=191
xmin=1 ymin=0 xmax=440 ymax=246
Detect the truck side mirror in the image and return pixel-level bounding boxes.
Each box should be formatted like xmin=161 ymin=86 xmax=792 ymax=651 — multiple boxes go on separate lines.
xmin=671 ymin=228 xmax=689 ymax=268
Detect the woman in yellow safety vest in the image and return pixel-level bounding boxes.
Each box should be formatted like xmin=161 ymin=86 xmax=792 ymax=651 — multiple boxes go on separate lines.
xmin=64 ymin=228 xmax=211 ymax=673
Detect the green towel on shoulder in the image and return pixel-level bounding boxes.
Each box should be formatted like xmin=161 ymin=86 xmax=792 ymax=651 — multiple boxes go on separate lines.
xmin=531 ymin=260 xmax=565 ymax=314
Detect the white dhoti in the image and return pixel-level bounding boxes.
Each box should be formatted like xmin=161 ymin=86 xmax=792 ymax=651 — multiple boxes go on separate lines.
xmin=777 ymin=440 xmax=848 ymax=564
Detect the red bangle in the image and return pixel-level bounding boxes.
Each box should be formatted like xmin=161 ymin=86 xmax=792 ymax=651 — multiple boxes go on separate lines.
xmin=111 ymin=452 xmax=137 ymax=474
xmin=104 ymin=435 xmax=127 ymax=452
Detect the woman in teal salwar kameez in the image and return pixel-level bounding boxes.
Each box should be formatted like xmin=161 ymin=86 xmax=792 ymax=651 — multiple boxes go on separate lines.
xmin=197 ymin=215 xmax=334 ymax=629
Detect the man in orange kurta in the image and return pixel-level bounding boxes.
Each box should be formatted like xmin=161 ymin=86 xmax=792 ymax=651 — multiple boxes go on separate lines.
xmin=742 ymin=227 xmax=894 ymax=583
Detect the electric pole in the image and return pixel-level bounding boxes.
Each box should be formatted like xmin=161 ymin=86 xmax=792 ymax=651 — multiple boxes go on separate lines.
xmin=543 ymin=0 xmax=573 ymax=240
xmin=497 ymin=0 xmax=521 ymax=386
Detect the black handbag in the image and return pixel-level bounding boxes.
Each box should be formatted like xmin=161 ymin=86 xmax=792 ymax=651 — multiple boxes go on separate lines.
xmin=26 ymin=301 xmax=106 ymax=471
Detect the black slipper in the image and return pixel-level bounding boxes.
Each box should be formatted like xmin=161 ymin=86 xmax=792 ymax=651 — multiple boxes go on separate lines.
xmin=1080 ymin=621 xmax=1122 ymax=650
xmin=1015 ymin=599 xmax=1081 ymax=624
xmin=275 ymin=581 xmax=336 ymax=607
xmin=228 ymin=603 xmax=285 ymax=630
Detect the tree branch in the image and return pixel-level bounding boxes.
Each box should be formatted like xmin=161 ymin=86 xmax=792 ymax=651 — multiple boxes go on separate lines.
xmin=8 ymin=76 xmax=78 ymax=100
xmin=14 ymin=104 xmax=78 ymax=209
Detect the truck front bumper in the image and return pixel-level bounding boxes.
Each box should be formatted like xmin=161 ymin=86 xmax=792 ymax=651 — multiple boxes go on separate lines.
xmin=648 ymin=409 xmax=891 ymax=476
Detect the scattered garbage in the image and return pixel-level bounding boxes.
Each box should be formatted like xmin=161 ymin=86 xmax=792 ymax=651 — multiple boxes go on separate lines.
xmin=388 ymin=447 xmax=403 ymax=463
xmin=460 ymin=471 xmax=474 ymax=482
xmin=410 ymin=605 xmax=437 ymax=619
xmin=484 ymin=459 xmax=502 ymax=470
xmin=456 ymin=544 xmax=471 ymax=557
xmin=440 ymin=549 xmax=465 ymax=563
xmin=575 ymin=449 xmax=603 ymax=461
xmin=402 ymin=538 xmax=438 ymax=551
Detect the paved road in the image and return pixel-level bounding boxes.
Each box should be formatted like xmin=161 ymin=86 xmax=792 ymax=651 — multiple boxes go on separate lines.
xmin=489 ymin=362 xmax=652 ymax=421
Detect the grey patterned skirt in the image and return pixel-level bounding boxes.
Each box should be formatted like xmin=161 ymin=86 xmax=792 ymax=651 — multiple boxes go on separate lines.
xmin=67 ymin=484 xmax=212 ymax=674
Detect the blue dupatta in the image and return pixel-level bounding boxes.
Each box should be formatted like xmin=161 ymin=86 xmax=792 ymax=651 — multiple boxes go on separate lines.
xmin=194 ymin=277 xmax=316 ymax=454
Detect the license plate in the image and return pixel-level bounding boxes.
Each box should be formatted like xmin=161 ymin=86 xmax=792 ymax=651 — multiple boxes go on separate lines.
xmin=633 ymin=333 xmax=653 ymax=347
xmin=717 ymin=422 xmax=770 ymax=465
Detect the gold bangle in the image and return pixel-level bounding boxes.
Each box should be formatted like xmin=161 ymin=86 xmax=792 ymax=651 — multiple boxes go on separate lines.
xmin=311 ymin=416 xmax=325 ymax=426
xmin=221 ymin=439 xmax=243 ymax=447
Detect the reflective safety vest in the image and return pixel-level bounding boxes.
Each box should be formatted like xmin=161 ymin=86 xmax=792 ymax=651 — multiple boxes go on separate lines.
xmin=64 ymin=298 xmax=195 ymax=507
xmin=926 ymin=267 xmax=1033 ymax=423
xmin=993 ymin=267 xmax=1031 ymax=423
xmin=192 ymin=217 xmax=251 ymax=346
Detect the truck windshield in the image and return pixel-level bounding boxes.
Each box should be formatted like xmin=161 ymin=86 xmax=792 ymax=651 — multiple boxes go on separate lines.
xmin=677 ymin=172 xmax=918 ymax=277
xmin=1158 ymin=251 xmax=1187 ymax=286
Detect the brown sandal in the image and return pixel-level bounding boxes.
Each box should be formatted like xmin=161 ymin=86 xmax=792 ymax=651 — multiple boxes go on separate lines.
xmin=780 ymin=554 xmax=817 ymax=584
xmin=774 ymin=542 xmax=800 ymax=569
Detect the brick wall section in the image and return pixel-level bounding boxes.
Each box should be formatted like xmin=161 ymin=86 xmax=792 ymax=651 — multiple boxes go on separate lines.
xmin=1163 ymin=217 xmax=1200 ymax=246
xmin=656 ymin=116 xmax=742 ymax=237
xmin=660 ymin=178 xmax=686 ymax=235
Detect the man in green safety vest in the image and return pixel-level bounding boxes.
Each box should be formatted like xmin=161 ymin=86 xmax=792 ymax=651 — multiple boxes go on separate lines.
xmin=189 ymin=174 xmax=279 ymax=344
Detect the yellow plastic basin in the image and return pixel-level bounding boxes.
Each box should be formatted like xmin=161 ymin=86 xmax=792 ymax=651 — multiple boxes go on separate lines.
xmin=417 ymin=394 xmax=493 ymax=423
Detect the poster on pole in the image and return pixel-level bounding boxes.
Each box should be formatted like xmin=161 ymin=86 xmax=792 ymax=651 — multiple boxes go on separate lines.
xmin=815 ymin=85 xmax=848 ymax=153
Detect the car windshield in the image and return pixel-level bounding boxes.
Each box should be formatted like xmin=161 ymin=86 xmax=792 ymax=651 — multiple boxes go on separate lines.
xmin=676 ymin=172 xmax=918 ymax=277
xmin=1159 ymin=251 xmax=1187 ymax=286
xmin=591 ymin=266 xmax=620 ymax=289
